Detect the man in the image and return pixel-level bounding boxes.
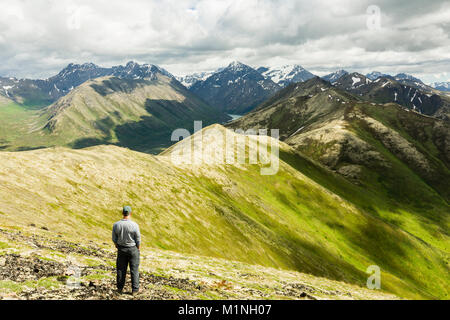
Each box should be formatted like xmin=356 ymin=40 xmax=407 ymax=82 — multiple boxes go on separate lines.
xmin=112 ymin=206 xmax=141 ymax=295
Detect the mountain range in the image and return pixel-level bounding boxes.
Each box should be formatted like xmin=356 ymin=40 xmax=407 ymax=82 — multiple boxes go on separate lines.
xmin=0 ymin=61 xmax=174 ymax=108
xmin=0 ymin=64 xmax=229 ymax=153
xmin=1 ymin=61 xmax=449 ymax=152
xmin=431 ymin=82 xmax=450 ymax=92
xmin=189 ymin=61 xmax=281 ymax=114
xmin=332 ymin=73 xmax=450 ymax=120
xmin=2 ymin=60 xmax=448 ymax=116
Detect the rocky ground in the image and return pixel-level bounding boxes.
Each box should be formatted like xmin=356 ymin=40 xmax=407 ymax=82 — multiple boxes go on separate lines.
xmin=0 ymin=225 xmax=398 ymax=300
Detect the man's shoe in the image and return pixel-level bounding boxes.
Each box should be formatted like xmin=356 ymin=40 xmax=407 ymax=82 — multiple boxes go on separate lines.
xmin=132 ymin=290 xmax=139 ymax=296
xmin=117 ymin=289 xmax=123 ymax=294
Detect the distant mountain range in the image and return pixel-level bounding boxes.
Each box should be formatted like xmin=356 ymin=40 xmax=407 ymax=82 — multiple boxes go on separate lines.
xmin=1 ymin=61 xmax=449 ymax=120
xmin=0 ymin=63 xmax=229 ymax=153
xmin=431 ymin=82 xmax=450 ymax=92
xmin=180 ymin=62 xmax=317 ymax=114
xmin=330 ymin=72 xmax=450 ymax=120
xmin=0 ymin=61 xmax=175 ymax=107
xmin=322 ymin=70 xmax=449 ymax=93
xmin=189 ymin=61 xmax=281 ymax=114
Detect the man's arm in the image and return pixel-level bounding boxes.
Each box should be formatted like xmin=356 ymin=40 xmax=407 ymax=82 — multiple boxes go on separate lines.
xmin=112 ymin=224 xmax=118 ymax=248
xmin=134 ymin=224 xmax=141 ymax=250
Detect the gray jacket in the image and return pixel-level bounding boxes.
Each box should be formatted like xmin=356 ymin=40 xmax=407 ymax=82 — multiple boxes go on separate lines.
xmin=112 ymin=219 xmax=141 ymax=248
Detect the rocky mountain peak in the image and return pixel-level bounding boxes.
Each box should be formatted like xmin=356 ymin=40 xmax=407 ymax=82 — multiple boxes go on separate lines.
xmin=394 ymin=73 xmax=423 ymax=84
xmin=366 ymin=71 xmax=390 ymax=81
xmin=259 ymin=64 xmax=315 ymax=87
xmin=225 ymin=61 xmax=252 ymax=73
xmin=322 ymin=69 xmax=349 ymax=83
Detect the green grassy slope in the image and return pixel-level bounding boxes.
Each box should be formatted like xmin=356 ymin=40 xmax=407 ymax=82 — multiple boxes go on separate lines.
xmin=228 ymin=82 xmax=449 ymax=243
xmin=227 ymin=82 xmax=450 ymax=298
xmin=0 ymin=101 xmax=48 ymax=151
xmin=0 ymin=126 xmax=448 ymax=299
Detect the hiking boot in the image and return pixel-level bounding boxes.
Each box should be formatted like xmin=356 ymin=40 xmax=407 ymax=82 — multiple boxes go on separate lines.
xmin=132 ymin=290 xmax=139 ymax=296
xmin=117 ymin=289 xmax=123 ymax=294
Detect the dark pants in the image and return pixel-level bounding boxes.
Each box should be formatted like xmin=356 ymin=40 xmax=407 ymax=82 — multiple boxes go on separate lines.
xmin=116 ymin=246 xmax=140 ymax=292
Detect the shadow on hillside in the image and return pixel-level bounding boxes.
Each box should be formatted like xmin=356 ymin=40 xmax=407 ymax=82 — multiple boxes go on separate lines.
xmin=71 ymin=99 xmax=223 ymax=154
xmin=15 ymin=146 xmax=48 ymax=151
xmin=90 ymin=78 xmax=148 ymax=96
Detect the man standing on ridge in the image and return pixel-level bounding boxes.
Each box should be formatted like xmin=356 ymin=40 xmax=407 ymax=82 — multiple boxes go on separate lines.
xmin=112 ymin=206 xmax=141 ymax=295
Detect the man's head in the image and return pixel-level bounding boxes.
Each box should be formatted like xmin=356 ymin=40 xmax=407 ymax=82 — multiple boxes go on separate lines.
xmin=123 ymin=206 xmax=132 ymax=217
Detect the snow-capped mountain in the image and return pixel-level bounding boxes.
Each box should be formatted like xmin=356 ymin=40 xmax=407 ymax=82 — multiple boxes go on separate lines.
xmin=430 ymin=82 xmax=450 ymax=92
xmin=257 ymin=64 xmax=315 ymax=87
xmin=392 ymin=73 xmax=431 ymax=91
xmin=176 ymin=71 xmax=217 ymax=89
xmin=111 ymin=61 xmax=173 ymax=80
xmin=46 ymin=63 xmax=112 ymax=97
xmin=332 ymin=73 xmax=448 ymax=118
xmin=51 ymin=61 xmax=174 ymax=94
xmin=190 ymin=61 xmax=280 ymax=114
xmin=332 ymin=72 xmax=372 ymax=90
xmin=366 ymin=71 xmax=390 ymax=81
xmin=321 ymin=70 xmax=349 ymax=83
xmin=394 ymin=73 xmax=423 ymax=83
xmin=0 ymin=61 xmax=175 ymax=106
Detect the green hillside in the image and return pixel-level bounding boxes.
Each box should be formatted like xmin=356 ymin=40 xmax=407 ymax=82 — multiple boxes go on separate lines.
xmin=0 ymin=125 xmax=448 ymax=299
xmin=0 ymin=100 xmax=47 ymax=151
xmin=228 ymin=80 xmax=450 ymax=298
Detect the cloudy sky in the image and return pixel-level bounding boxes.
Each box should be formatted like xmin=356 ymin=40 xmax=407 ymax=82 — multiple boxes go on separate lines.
xmin=0 ymin=0 xmax=449 ymax=83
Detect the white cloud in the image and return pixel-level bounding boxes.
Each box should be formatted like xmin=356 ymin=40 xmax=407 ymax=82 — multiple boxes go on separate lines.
xmin=0 ymin=0 xmax=448 ymax=83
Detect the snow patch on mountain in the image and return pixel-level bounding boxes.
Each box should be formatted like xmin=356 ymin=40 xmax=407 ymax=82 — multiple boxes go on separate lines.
xmin=366 ymin=71 xmax=390 ymax=80
xmin=395 ymin=73 xmax=423 ymax=83
xmin=322 ymin=70 xmax=348 ymax=83
xmin=176 ymin=71 xmax=216 ymax=88
xmin=352 ymin=77 xmax=361 ymax=86
xmin=259 ymin=64 xmax=315 ymax=87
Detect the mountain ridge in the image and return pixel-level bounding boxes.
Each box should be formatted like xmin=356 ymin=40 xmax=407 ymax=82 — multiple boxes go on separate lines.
xmin=0 ymin=61 xmax=178 ymax=108
xmin=332 ymin=73 xmax=450 ymax=120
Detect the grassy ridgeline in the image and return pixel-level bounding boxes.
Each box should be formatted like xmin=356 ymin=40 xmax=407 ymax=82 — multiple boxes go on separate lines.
xmin=0 ymin=127 xmax=448 ymax=299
